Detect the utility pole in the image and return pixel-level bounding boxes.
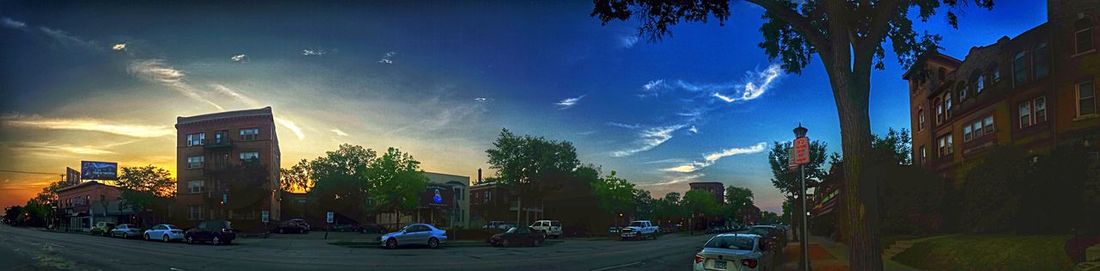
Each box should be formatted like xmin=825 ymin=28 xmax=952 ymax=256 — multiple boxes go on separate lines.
xmin=790 ymin=124 xmax=811 ymax=271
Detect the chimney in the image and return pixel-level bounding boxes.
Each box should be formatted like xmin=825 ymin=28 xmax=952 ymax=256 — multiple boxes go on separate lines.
xmin=477 ymin=168 xmax=482 ymax=183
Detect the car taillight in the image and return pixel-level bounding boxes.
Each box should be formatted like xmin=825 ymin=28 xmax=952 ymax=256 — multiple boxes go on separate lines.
xmin=694 ymin=254 xmax=704 ymax=264
xmin=741 ymin=259 xmax=758 ymax=268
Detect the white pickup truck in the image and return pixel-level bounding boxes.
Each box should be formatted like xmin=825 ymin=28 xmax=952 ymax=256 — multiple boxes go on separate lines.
xmin=619 ymin=220 xmax=659 ymax=240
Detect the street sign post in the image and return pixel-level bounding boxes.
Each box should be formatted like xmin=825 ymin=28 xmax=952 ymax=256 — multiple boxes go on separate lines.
xmin=325 ymin=211 xmax=334 ymax=240
xmin=789 ymin=124 xmax=811 ymax=271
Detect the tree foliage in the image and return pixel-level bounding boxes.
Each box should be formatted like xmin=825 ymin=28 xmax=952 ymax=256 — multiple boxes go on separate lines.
xmin=366 ymin=147 xmax=429 ymax=217
xmin=767 ymin=140 xmax=829 ymax=197
xmin=486 ymin=128 xmax=580 ymax=197
xmin=116 ymin=165 xmax=175 ymax=213
xmin=592 ymin=171 xmax=636 ymax=216
xmin=682 ymin=190 xmax=721 ymax=217
xmin=309 ymin=144 xmax=376 ymax=222
xmin=280 ymin=159 xmax=314 ymax=193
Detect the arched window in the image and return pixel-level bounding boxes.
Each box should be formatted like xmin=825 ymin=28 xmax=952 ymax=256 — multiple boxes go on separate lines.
xmin=973 ymin=71 xmax=986 ymax=94
xmin=989 ymin=63 xmax=1001 ymax=84
xmin=1076 ymin=18 xmax=1094 ymax=54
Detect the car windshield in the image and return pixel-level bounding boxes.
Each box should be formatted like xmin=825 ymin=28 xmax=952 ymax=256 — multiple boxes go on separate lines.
xmin=704 ymin=236 xmax=756 ymax=251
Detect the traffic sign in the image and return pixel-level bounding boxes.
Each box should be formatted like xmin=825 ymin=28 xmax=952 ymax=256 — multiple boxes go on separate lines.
xmin=326 ymin=211 xmax=334 ymax=224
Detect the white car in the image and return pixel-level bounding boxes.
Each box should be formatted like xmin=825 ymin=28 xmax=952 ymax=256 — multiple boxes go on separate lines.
xmin=620 ymin=220 xmax=659 ymax=240
xmin=144 ymin=224 xmax=185 ymax=242
xmin=693 ymin=233 xmax=774 ymax=271
xmin=529 ymin=220 xmax=562 ymax=239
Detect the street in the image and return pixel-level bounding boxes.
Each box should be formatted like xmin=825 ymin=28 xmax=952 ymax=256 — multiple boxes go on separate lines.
xmin=0 ymin=225 xmax=719 ymax=271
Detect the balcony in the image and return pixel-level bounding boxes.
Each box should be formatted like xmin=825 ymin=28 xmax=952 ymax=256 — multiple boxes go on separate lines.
xmin=204 ymin=138 xmax=232 ymax=149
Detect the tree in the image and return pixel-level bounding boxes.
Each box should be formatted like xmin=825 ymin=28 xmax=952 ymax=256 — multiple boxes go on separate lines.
xmin=760 ymin=211 xmax=782 ymax=225
xmin=3 ymin=205 xmax=24 ymax=225
xmin=310 ymin=144 xmax=376 ymax=223
xmin=280 ymin=159 xmax=314 ymax=193
xmin=365 ymin=147 xmax=428 ymax=228
xmin=767 ymin=140 xmax=827 ymax=242
xmin=653 ymin=192 xmax=685 ymax=226
xmin=961 ymin=146 xmax=1028 ymax=233
xmin=592 ymin=171 xmax=636 ymax=223
xmin=592 ymin=1 xmax=996 ymax=268
xmin=486 ymin=129 xmax=580 ymax=225
xmin=682 ymin=189 xmax=721 ymax=230
xmin=871 ymin=128 xmax=913 ymax=165
xmin=116 ymin=165 xmax=175 ymax=215
xmin=724 ymin=185 xmax=754 ymax=221
xmin=633 ymin=188 xmax=654 ymax=219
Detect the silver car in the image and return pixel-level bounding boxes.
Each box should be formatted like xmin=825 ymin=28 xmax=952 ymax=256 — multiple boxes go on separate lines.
xmin=109 ymin=224 xmax=143 ymax=239
xmin=379 ymin=223 xmax=447 ymax=249
xmin=693 ymin=233 xmax=774 ymax=271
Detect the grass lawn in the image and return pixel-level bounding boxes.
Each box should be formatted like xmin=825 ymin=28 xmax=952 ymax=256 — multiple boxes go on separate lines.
xmin=893 ymin=234 xmax=1073 ymax=270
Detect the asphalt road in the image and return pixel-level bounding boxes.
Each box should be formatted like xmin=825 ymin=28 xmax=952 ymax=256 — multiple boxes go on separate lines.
xmin=0 ymin=225 xmax=715 ymax=271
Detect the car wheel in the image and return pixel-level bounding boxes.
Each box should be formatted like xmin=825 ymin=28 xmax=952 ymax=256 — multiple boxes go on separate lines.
xmin=185 ymin=236 xmax=193 ymax=244
xmin=213 ymin=236 xmax=221 ymax=246
xmin=144 ymin=233 xmax=150 ymax=241
xmin=162 ymin=234 xmax=169 ymax=242
xmin=501 ymin=239 xmax=510 ymax=247
xmin=428 ymin=238 xmax=440 ymax=249
xmin=385 ymin=238 xmax=398 ymax=249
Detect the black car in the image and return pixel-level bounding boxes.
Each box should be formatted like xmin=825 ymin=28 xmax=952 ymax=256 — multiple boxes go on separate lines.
xmin=274 ymin=219 xmax=310 ymax=234
xmin=185 ymin=220 xmax=236 ymax=245
xmin=488 ymin=227 xmax=545 ymax=247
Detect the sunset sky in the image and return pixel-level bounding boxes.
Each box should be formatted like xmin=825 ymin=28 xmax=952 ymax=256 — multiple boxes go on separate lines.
xmin=0 ymin=1 xmax=1046 ymax=212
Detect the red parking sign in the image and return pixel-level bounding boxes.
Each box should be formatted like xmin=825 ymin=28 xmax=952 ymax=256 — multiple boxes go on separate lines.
xmin=790 ymin=137 xmax=810 ymax=167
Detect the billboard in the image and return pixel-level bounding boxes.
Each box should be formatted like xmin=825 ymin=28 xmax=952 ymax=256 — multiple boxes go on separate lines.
xmin=66 ymin=167 xmax=81 ymax=185
xmin=81 ymin=161 xmax=118 ymax=180
xmin=421 ymin=185 xmax=454 ymax=207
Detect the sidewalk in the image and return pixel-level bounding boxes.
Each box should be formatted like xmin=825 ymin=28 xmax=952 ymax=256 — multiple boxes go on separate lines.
xmin=777 ymin=235 xmax=921 ymax=271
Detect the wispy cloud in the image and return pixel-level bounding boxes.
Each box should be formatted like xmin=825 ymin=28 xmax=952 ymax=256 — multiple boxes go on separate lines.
xmin=611 ymin=124 xmax=687 ymax=157
xmin=378 ymin=51 xmax=396 ymax=64
xmin=713 ymin=64 xmax=782 ymax=103
xmin=643 ymin=80 xmax=665 ymax=90
xmin=662 ymin=142 xmax=768 ymax=173
xmin=211 ymin=84 xmax=262 ymax=107
xmin=331 ymin=129 xmax=349 ymax=137
xmin=640 ymin=173 xmax=705 ymax=186
xmin=128 ymin=59 xmax=225 ymax=110
xmin=230 ymin=54 xmax=247 ymax=62
xmin=2 ymin=17 xmax=27 ymax=29
xmin=643 ymin=158 xmax=689 ymax=164
xmin=474 ymin=97 xmax=488 ymax=102
xmin=0 ymin=115 xmax=174 ymax=138
xmin=302 ymin=49 xmax=326 ymax=56
xmin=619 ymin=35 xmax=640 ymax=48
xmin=275 ymin=117 xmax=305 ymax=140
xmin=688 ymin=126 xmax=699 ymax=134
xmin=607 ymin=122 xmax=641 ymax=129
xmin=112 ymin=43 xmax=126 ymax=51
xmin=555 ymin=95 xmax=585 ymax=109
xmin=38 ymin=26 xmax=98 ymax=50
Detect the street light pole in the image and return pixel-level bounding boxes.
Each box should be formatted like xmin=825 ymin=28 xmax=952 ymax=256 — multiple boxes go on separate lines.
xmin=791 ymin=123 xmax=811 ymax=271
xmin=800 ymin=163 xmax=809 ymax=271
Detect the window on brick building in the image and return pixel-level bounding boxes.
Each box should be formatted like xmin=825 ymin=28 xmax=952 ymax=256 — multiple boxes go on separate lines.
xmin=1019 ymin=101 xmax=1032 ymax=128
xmin=917 ymin=107 xmax=925 ymax=131
xmin=187 ymin=155 xmax=204 ymax=169
xmin=1034 ymin=43 xmax=1049 ymax=79
xmin=989 ymin=63 xmax=1001 ymax=84
xmin=1077 ymin=18 xmax=1094 ymax=54
xmin=188 ymin=180 xmax=204 ymax=193
xmin=1080 ymin=81 xmax=1097 ymax=116
xmin=189 ymin=205 xmax=203 ymax=220
xmin=1013 ymin=51 xmax=1028 ymax=86
xmin=187 ymin=132 xmax=205 ymax=146
xmin=919 ymin=146 xmax=927 ymax=166
xmin=972 ymin=72 xmax=985 ymax=94
xmin=935 ymin=98 xmax=944 ymax=125
xmin=240 ymin=128 xmax=259 ymax=141
xmin=938 ymin=134 xmax=953 ymax=158
xmin=1019 ymin=96 xmax=1048 ymax=128
xmin=240 ymin=151 xmax=260 ymax=161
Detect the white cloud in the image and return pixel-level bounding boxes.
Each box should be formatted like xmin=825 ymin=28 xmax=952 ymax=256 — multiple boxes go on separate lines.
xmin=612 ymin=124 xmax=687 ymax=157
xmin=643 ymin=158 xmax=689 ymax=164
xmin=0 ymin=115 xmax=174 ymax=138
xmin=378 ymin=51 xmax=396 ymax=64
xmin=11 ymin=142 xmax=116 ymax=155
xmin=275 ymin=117 xmax=305 ymax=140
xmin=688 ymin=126 xmax=699 ymax=134
xmin=713 ymin=63 xmax=782 ymax=103
xmin=302 ymin=49 xmax=326 ymax=56
xmin=211 ymin=84 xmax=262 ymax=107
xmin=662 ymin=142 xmax=768 ymax=172
xmin=1 ymin=17 xmax=26 ymax=29
xmin=643 ymin=80 xmax=666 ymax=90
xmin=331 ymin=129 xmax=349 ymax=137
xmin=128 ymin=59 xmax=225 ymax=110
xmin=641 ymin=173 xmax=705 ymax=186
xmin=607 ymin=122 xmax=641 ymax=129
xmin=230 ymin=54 xmax=247 ymax=62
xmin=555 ymin=95 xmax=585 ymax=109
xmin=38 ymin=26 xmax=98 ymax=50
xmin=619 ymin=35 xmax=640 ymax=48
xmin=112 ymin=43 xmax=126 ymax=51
xmin=474 ymin=97 xmax=488 ymax=102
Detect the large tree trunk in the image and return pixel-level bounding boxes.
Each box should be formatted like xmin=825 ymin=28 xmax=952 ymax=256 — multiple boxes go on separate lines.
xmin=828 ymin=66 xmax=883 ymax=270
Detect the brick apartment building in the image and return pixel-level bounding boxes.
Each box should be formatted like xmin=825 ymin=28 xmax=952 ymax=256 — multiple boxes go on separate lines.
xmin=57 ymin=181 xmax=127 ymax=232
xmin=175 ymin=107 xmax=281 ymax=230
xmin=906 ymin=0 xmax=1099 ymax=181
xmin=688 ymin=182 xmax=725 ymax=204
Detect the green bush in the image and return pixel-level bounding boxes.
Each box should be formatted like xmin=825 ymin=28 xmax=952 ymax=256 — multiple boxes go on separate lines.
xmin=960 ymin=146 xmax=1029 ymax=233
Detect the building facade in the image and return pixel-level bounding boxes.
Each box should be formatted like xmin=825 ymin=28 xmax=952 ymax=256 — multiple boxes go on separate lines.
xmin=906 ymin=0 xmax=1099 ymax=182
xmin=422 ymin=172 xmax=470 ymax=229
xmin=175 ymin=107 xmax=281 ymax=231
xmin=57 ymin=181 xmax=128 ymax=232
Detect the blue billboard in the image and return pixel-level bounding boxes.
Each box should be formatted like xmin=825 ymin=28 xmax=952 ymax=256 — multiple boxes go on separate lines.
xmin=81 ymin=161 xmax=118 ymax=180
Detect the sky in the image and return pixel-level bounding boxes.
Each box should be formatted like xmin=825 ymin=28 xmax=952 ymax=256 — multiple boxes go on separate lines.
xmin=0 ymin=1 xmax=1047 ymax=212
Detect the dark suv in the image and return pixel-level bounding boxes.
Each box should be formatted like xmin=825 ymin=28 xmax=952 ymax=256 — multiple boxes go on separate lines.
xmin=184 ymin=220 xmax=236 ymax=245
xmin=274 ymin=218 xmax=310 ymax=234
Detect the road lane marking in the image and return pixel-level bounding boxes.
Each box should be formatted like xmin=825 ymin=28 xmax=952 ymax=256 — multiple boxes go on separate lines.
xmin=590 ymin=261 xmax=641 ymax=271
xmin=170 ymin=267 xmax=186 ymax=271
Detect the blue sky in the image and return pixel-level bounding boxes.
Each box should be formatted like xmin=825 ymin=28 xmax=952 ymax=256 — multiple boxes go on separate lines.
xmin=0 ymin=1 xmax=1047 ymax=211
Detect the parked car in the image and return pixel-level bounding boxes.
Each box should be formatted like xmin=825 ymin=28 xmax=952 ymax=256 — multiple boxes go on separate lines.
xmin=483 ymin=221 xmax=517 ymax=231
xmin=275 ymin=219 xmax=310 ymax=234
xmin=488 ymin=226 xmax=545 ymax=247
xmin=90 ymin=222 xmax=116 ymax=236
xmin=380 ymin=223 xmax=448 ymax=249
xmin=360 ymin=223 xmax=387 ymax=234
xmin=185 ymin=219 xmax=237 ymax=245
xmin=144 ymin=224 xmax=184 ymax=242
xmin=528 ymin=220 xmax=562 ymax=239
xmin=693 ymin=233 xmax=774 ymax=271
xmin=620 ymin=220 xmax=659 ymax=240
xmin=745 ymin=225 xmax=787 ymax=253
xmin=109 ymin=224 xmax=143 ymax=239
